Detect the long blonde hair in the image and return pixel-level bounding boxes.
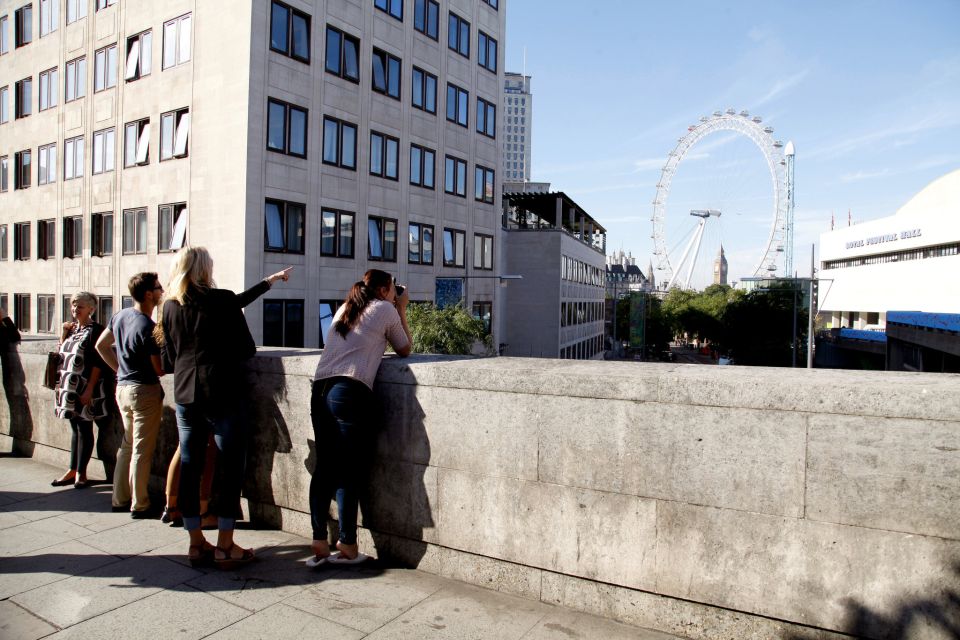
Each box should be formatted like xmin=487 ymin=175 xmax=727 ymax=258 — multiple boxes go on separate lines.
xmin=166 ymin=246 xmax=215 ymax=305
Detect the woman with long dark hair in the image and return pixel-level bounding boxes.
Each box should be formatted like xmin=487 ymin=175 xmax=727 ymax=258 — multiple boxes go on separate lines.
xmin=161 ymin=246 xmax=290 ymax=568
xmin=51 ymin=292 xmax=109 ymax=489
xmin=307 ymin=269 xmax=411 ymax=566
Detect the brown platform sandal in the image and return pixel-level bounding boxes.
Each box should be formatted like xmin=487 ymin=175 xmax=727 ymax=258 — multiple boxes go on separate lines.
xmin=214 ymin=543 xmax=255 ymax=570
xmin=188 ymin=541 xmax=216 ymax=568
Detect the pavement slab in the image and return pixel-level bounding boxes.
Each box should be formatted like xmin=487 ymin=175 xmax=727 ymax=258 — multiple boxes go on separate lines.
xmin=0 ymin=456 xmax=687 ymax=640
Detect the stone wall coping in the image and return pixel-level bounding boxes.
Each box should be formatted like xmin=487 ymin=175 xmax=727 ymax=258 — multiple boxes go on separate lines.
xmin=22 ymin=339 xmax=960 ymax=421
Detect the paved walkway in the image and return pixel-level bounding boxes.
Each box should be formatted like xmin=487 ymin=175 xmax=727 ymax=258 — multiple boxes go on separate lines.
xmin=0 ymin=457 xmax=682 ymax=640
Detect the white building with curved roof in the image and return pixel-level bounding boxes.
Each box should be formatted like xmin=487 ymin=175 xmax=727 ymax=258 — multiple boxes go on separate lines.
xmin=818 ymin=169 xmax=960 ymax=329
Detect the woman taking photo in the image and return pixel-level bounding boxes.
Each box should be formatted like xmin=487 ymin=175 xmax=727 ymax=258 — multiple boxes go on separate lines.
xmin=160 ymin=246 xmax=290 ymax=568
xmin=307 ymin=269 xmax=411 ymax=567
xmin=51 ymin=292 xmax=109 ymax=489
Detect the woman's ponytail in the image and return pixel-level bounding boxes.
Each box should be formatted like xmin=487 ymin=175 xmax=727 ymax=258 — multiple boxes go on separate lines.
xmin=332 ymin=269 xmax=394 ymax=338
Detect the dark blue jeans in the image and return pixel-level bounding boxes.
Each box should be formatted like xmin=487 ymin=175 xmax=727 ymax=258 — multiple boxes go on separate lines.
xmin=175 ymin=402 xmax=247 ymax=531
xmin=310 ymin=377 xmax=374 ymax=545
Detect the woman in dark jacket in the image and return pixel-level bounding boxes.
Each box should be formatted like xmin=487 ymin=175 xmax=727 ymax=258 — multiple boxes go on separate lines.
xmin=51 ymin=292 xmax=109 ymax=488
xmin=161 ymin=246 xmax=290 ymax=568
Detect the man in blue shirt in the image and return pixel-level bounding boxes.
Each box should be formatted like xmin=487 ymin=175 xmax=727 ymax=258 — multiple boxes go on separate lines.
xmin=96 ymin=272 xmax=165 ymax=517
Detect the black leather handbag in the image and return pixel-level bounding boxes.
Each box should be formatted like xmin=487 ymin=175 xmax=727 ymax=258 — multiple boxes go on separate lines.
xmin=42 ymin=351 xmax=61 ymax=390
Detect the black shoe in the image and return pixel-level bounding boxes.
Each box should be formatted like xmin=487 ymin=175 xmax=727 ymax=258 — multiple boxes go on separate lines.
xmin=51 ymin=477 xmax=75 ymax=487
xmin=112 ymin=504 xmax=131 ymax=513
xmin=130 ymin=508 xmax=159 ymax=519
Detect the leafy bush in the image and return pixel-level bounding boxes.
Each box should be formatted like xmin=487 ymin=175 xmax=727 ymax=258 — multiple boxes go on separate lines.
xmin=406 ymin=303 xmax=491 ymax=355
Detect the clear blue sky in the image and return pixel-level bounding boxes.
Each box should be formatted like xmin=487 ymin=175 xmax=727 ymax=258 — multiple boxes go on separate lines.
xmin=505 ymin=0 xmax=960 ymax=286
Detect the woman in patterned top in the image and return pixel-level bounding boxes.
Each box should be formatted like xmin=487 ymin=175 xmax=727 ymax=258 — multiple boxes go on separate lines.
xmin=51 ymin=292 xmax=110 ymax=489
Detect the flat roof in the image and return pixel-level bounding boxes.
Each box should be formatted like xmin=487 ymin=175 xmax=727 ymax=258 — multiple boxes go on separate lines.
xmin=503 ymin=191 xmax=607 ymax=233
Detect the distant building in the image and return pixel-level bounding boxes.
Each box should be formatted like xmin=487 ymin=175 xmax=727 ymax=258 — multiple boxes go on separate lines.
xmin=818 ymin=169 xmax=960 ymax=329
xmin=501 ymin=190 xmax=606 ymax=359
xmin=605 ymin=249 xmax=651 ymax=295
xmin=713 ymin=245 xmax=728 ymax=285
xmin=502 ymin=72 xmax=532 ymax=182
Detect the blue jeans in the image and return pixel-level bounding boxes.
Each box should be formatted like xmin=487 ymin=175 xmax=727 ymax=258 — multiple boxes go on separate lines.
xmin=309 ymin=378 xmax=374 ymax=545
xmin=175 ymin=402 xmax=247 ymax=531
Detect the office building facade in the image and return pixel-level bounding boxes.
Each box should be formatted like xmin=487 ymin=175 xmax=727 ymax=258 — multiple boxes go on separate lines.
xmin=0 ymin=0 xmax=505 ymax=347
xmin=501 ymin=70 xmax=529 ymax=182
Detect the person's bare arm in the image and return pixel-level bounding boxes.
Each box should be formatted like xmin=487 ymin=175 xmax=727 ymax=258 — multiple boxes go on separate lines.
xmin=95 ymin=328 xmax=119 ymax=373
xmin=393 ymin=289 xmax=412 ymax=357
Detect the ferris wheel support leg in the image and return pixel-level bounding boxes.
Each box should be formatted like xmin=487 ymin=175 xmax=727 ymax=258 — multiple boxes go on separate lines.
xmin=666 ymin=219 xmax=705 ymax=290
xmin=683 ymin=222 xmax=707 ymax=290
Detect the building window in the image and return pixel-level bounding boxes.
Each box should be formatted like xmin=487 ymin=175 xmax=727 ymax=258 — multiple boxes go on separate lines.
xmin=0 ymin=86 xmax=7 ymax=123
xmin=409 ymin=144 xmax=435 ymax=189
xmin=318 ymin=300 xmax=339 ymax=347
xmin=14 ymin=150 xmax=30 ymax=189
xmin=476 ymin=97 xmax=496 ymax=138
xmin=263 ymin=299 xmax=304 ymax=347
xmin=0 ymin=225 xmax=6 ymax=260
xmin=478 ymin=31 xmax=497 ymax=72
xmin=447 ymin=12 xmax=469 ymax=58
xmin=446 ymin=83 xmax=468 ymax=127
xmin=414 ymin=0 xmax=438 ymax=39
xmin=270 ymin=0 xmax=310 ymax=63
xmin=0 ymin=15 xmax=8 ymax=55
xmin=66 ymin=0 xmax=87 ymax=24
xmin=324 ymin=25 xmax=359 ymax=82
xmin=481 ymin=0 xmax=498 ymax=10
xmin=37 ymin=295 xmax=55 ymax=333
xmin=162 ymin=13 xmax=191 ymax=69
xmin=369 ymin=131 xmax=399 ymax=180
xmin=444 ymin=155 xmax=466 ymax=197
xmin=371 ymin=48 xmax=401 ymax=99
xmin=159 ymin=202 xmax=187 ymax=252
xmin=122 ymin=207 xmax=147 ymax=255
xmin=443 ymin=228 xmax=465 ymax=267
xmin=91 ymin=212 xmax=113 ymax=256
xmin=39 ymin=67 xmax=57 ymax=110
xmin=124 ymin=118 xmax=150 ymax=167
xmin=92 ymin=128 xmax=116 ymax=174
xmin=65 ymin=56 xmax=86 ymax=102
xmin=367 ymin=215 xmax=397 ymax=262
xmin=267 ymin=98 xmax=308 ymax=158
xmin=15 ymin=77 xmax=31 ymax=118
xmin=374 ymin=0 xmax=402 ymax=21
xmin=14 ymin=294 xmax=30 ymax=331
xmin=94 ymin=43 xmax=118 ymax=92
xmin=39 ymin=0 xmax=56 ymax=36
xmin=320 ymin=209 xmax=354 ymax=258
xmin=475 ymin=165 xmax=494 ymax=204
xmin=160 ymin=107 xmax=190 ymax=159
xmin=412 ymin=67 xmax=437 ymax=114
xmin=474 ymin=234 xmax=493 ymax=270
xmin=64 ymin=136 xmax=84 ymax=180
xmin=98 ymin=296 xmax=113 ymax=323
xmin=63 ymin=216 xmax=82 ymax=259
xmin=14 ymin=222 xmax=30 ymax=260
xmin=472 ymin=301 xmax=492 ymax=335
xmin=37 ymin=219 xmax=55 ymax=260
xmin=264 ymin=199 xmax=304 ymax=254
xmin=38 ymin=143 xmax=56 ymax=185
xmin=322 ymin=116 xmax=357 ymax=169
xmin=96 ymin=0 xmax=116 ymax=10
xmin=408 ymin=222 xmax=433 ymax=265
xmin=125 ymin=30 xmax=152 ymax=81
xmin=15 ymin=4 xmax=31 ymax=47
xmin=121 ymin=296 xmax=134 ymax=309
xmin=0 ymin=156 xmax=6 ymax=192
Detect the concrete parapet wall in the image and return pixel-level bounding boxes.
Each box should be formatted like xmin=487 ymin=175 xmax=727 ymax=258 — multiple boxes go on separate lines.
xmin=3 ymin=341 xmax=959 ymax=639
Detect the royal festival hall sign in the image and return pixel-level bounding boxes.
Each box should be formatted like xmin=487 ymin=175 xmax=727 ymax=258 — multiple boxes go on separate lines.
xmin=845 ymin=228 xmax=922 ymax=250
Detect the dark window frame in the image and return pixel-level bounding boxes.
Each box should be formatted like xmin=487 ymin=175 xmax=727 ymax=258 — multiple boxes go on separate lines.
xmin=264 ymin=198 xmax=305 ymax=254
xmin=37 ymin=219 xmax=55 ymax=260
xmin=474 ymin=165 xmax=495 ymax=204
xmin=478 ymin=30 xmax=497 ymax=73
xmin=442 ymin=227 xmax=465 ymax=268
xmin=446 ymin=82 xmax=468 ymax=127
xmin=447 ymin=12 xmax=469 ymax=58
xmin=14 ymin=221 xmax=31 ymax=260
xmin=374 ymin=0 xmax=402 ymax=21
xmin=413 ymin=0 xmax=438 ymax=40
xmin=324 ymin=24 xmax=359 ymax=83
xmin=407 ymin=221 xmax=434 ymax=265
xmin=320 ymin=208 xmax=355 ymax=258
xmin=476 ymin=96 xmax=496 ymax=138
xmin=125 ymin=29 xmax=153 ymax=82
xmin=371 ymin=47 xmax=401 ymax=100
xmin=91 ymin=211 xmax=113 ymax=257
xmin=121 ymin=207 xmax=147 ymax=255
xmin=409 ymin=143 xmax=435 ymax=189
xmin=38 ymin=66 xmax=57 ymax=110
xmin=159 ymin=107 xmax=190 ymax=160
xmin=124 ymin=117 xmax=150 ymax=167
xmin=266 ymin=97 xmax=308 ymax=158
xmin=63 ymin=215 xmax=82 ymax=259
xmin=444 ymin=155 xmax=466 ymax=197
xmin=158 ymin=202 xmax=187 ymax=253
xmin=93 ymin=42 xmax=118 ymax=92
xmin=367 ymin=214 xmax=398 ymax=262
xmin=15 ymin=76 xmax=32 ymax=118
xmin=321 ymin=115 xmax=357 ymax=170
xmin=0 ymin=224 xmax=7 ymax=261
xmin=269 ymin=0 xmax=311 ymax=64
xmin=369 ymin=130 xmax=399 ymax=180
xmin=411 ymin=66 xmax=437 ymax=114
xmin=263 ymin=298 xmax=305 ymax=347
xmin=14 ymin=149 xmax=30 ymax=189
xmin=14 ymin=4 xmax=31 ymax=48
xmin=473 ymin=233 xmax=493 ymax=270
xmin=13 ymin=293 xmax=30 ymax=331
xmin=65 ymin=56 xmax=86 ymax=102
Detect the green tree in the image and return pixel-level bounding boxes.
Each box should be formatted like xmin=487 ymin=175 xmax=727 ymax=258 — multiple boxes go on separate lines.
xmin=722 ymin=281 xmax=808 ymax=366
xmin=406 ymin=303 xmax=490 ymax=355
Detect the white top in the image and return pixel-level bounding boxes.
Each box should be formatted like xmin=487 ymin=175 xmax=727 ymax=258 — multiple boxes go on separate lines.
xmin=313 ymin=299 xmax=409 ymax=389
